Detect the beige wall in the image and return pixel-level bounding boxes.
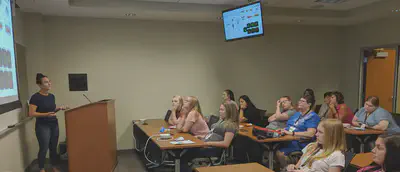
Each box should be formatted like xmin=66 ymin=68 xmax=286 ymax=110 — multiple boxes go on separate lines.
xmin=0 ymin=10 xmax=39 ymax=172
xmin=23 ymin=14 xmax=344 ymax=150
xmin=342 ymin=16 xmax=400 ymax=110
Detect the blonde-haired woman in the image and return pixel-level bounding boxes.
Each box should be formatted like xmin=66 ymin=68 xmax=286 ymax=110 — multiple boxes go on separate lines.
xmin=205 ymin=102 xmax=239 ymax=147
xmin=287 ymin=119 xmax=346 ymax=172
xmin=167 ymin=95 xmax=184 ymax=125
xmin=177 ymin=96 xmax=209 ymax=138
xmin=181 ymin=102 xmax=239 ymax=171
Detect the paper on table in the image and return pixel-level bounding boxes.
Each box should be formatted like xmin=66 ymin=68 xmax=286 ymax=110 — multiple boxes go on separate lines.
xmin=170 ymin=140 xmax=195 ymax=145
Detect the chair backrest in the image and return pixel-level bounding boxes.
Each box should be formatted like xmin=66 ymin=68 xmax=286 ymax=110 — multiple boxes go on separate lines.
xmin=343 ymin=151 xmax=355 ymax=172
xmin=164 ymin=110 xmax=172 ymax=122
xmin=208 ymin=115 xmax=220 ymax=129
xmin=258 ymin=109 xmax=268 ymax=127
xmin=315 ymin=104 xmax=322 ymax=114
xmin=392 ymin=113 xmax=400 ymax=126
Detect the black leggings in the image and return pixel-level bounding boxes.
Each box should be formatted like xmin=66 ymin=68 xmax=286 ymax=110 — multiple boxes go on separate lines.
xmin=35 ymin=121 xmax=60 ymax=169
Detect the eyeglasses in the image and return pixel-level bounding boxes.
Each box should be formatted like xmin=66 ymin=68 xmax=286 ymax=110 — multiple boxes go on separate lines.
xmin=298 ymin=100 xmax=307 ymax=103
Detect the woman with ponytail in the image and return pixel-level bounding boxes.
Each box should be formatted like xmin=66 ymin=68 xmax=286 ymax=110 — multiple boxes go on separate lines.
xmin=28 ymin=73 xmax=68 ymax=172
xmin=286 ymin=119 xmax=346 ymax=172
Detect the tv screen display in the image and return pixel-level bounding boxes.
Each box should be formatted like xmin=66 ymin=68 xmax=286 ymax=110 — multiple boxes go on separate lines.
xmin=222 ymin=2 xmax=264 ymax=41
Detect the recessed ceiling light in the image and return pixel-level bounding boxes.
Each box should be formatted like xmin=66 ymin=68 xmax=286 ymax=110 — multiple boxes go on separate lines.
xmin=310 ymin=4 xmax=325 ymax=9
xmin=125 ymin=13 xmax=136 ymax=17
xmin=297 ymin=19 xmax=303 ymax=23
xmin=314 ymin=0 xmax=347 ymax=3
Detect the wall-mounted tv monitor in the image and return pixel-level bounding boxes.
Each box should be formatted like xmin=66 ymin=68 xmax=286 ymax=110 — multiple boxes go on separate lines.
xmin=222 ymin=1 xmax=264 ymax=41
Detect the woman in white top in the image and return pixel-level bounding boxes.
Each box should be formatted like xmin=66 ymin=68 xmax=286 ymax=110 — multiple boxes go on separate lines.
xmin=287 ymin=119 xmax=346 ymax=172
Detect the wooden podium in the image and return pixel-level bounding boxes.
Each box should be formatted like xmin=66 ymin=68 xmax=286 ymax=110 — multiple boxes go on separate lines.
xmin=65 ymin=99 xmax=117 ymax=172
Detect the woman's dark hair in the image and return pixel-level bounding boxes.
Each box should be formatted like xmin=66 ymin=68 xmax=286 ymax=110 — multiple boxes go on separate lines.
xmin=303 ymin=88 xmax=315 ymax=99
xmin=239 ymin=95 xmax=256 ymax=110
xmin=302 ymin=94 xmax=315 ymax=109
xmin=36 ymin=73 xmax=47 ymax=84
xmin=331 ymin=91 xmax=344 ymax=104
xmin=366 ymin=96 xmax=380 ymax=107
xmin=224 ymin=89 xmax=235 ymax=101
xmin=324 ymin=91 xmax=332 ymax=98
xmin=379 ymin=133 xmax=400 ymax=171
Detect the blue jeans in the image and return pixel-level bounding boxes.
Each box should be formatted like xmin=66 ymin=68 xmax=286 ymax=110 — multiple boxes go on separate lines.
xmin=35 ymin=120 xmax=59 ymax=169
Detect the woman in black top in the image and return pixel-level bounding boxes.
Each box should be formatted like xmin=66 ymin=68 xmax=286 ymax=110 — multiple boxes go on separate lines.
xmin=239 ymin=95 xmax=262 ymax=126
xmin=29 ymin=73 xmax=68 ymax=172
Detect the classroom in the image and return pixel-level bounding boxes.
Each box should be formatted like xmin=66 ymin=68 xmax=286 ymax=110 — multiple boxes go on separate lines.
xmin=1 ymin=0 xmax=400 ymax=172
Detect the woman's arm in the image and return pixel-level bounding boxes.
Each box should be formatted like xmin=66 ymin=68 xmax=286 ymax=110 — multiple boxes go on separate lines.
xmin=352 ymin=116 xmax=360 ymax=127
xmin=328 ymin=167 xmax=342 ymax=172
xmin=29 ymin=104 xmax=54 ymax=117
xmin=285 ymin=128 xmax=316 ymax=138
xmin=56 ymin=105 xmax=69 ymax=111
xmin=168 ymin=110 xmax=179 ymax=125
xmin=328 ymin=104 xmax=337 ymax=119
xmin=275 ymin=111 xmax=291 ymax=121
xmin=177 ymin=111 xmax=196 ymax=133
xmin=370 ymin=120 xmax=389 ymax=131
xmin=336 ymin=105 xmax=348 ymax=121
xmin=240 ymin=109 xmax=247 ymax=122
xmin=206 ymin=132 xmax=234 ymax=148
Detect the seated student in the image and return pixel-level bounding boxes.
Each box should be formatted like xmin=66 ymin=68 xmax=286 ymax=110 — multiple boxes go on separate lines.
xmin=318 ymin=92 xmax=332 ymax=120
xmin=176 ymin=96 xmax=209 ymax=138
xmin=327 ymin=91 xmax=354 ymax=124
xmin=167 ymin=95 xmax=184 ymax=125
xmin=239 ymin=95 xmax=263 ymax=126
xmin=294 ymin=88 xmax=316 ymax=111
xmin=352 ymin=96 xmax=400 ymax=133
xmin=276 ymin=95 xmax=321 ymax=169
xmin=222 ymin=89 xmax=239 ymax=110
xmin=357 ymin=133 xmax=400 ymax=172
xmin=303 ymin=88 xmax=315 ymax=98
xmin=266 ymin=96 xmax=296 ymax=130
xmin=180 ymin=102 xmax=239 ymax=171
xmin=287 ymin=119 xmax=346 ymax=172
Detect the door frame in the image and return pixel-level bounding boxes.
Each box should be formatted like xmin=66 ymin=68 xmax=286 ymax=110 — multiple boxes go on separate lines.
xmin=358 ymin=44 xmax=400 ymax=112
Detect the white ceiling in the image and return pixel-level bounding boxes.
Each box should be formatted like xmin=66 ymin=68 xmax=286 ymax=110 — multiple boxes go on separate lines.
xmin=17 ymin=0 xmax=400 ymax=25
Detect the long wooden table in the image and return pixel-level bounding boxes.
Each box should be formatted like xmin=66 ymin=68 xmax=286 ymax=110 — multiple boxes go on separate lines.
xmin=133 ymin=119 xmax=206 ymax=172
xmin=344 ymin=128 xmax=384 ymax=153
xmin=238 ymin=125 xmax=299 ymax=169
xmin=195 ymin=163 xmax=274 ymax=172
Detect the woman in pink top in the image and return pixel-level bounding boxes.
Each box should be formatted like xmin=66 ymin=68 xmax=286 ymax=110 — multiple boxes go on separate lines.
xmin=327 ymin=91 xmax=354 ymax=124
xmin=177 ymin=96 xmax=209 ymax=138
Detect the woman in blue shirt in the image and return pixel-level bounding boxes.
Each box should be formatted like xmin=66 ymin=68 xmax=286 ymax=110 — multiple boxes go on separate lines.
xmin=29 ymin=73 xmax=68 ymax=172
xmin=352 ymin=96 xmax=400 ymax=133
xmin=276 ymin=94 xmax=321 ymax=169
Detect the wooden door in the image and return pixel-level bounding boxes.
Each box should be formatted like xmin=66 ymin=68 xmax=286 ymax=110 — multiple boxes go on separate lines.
xmin=365 ymin=49 xmax=396 ymax=112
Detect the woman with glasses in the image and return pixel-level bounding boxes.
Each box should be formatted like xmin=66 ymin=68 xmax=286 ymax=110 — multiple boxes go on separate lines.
xmin=276 ymin=95 xmax=321 ymax=169
xmin=266 ymin=96 xmax=296 ymax=130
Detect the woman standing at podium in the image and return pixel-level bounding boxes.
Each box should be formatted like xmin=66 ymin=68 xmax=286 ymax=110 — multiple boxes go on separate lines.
xmin=28 ymin=73 xmax=68 ymax=172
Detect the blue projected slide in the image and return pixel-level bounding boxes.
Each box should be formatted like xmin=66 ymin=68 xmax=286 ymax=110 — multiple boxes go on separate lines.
xmin=223 ymin=2 xmax=264 ymax=41
xmin=0 ymin=0 xmax=18 ymax=105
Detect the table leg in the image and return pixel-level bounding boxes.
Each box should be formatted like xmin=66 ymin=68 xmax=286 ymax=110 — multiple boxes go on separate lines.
xmin=175 ymin=158 xmax=180 ymax=172
xmin=168 ymin=149 xmax=188 ymax=172
xmin=268 ymin=149 xmax=274 ymax=169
